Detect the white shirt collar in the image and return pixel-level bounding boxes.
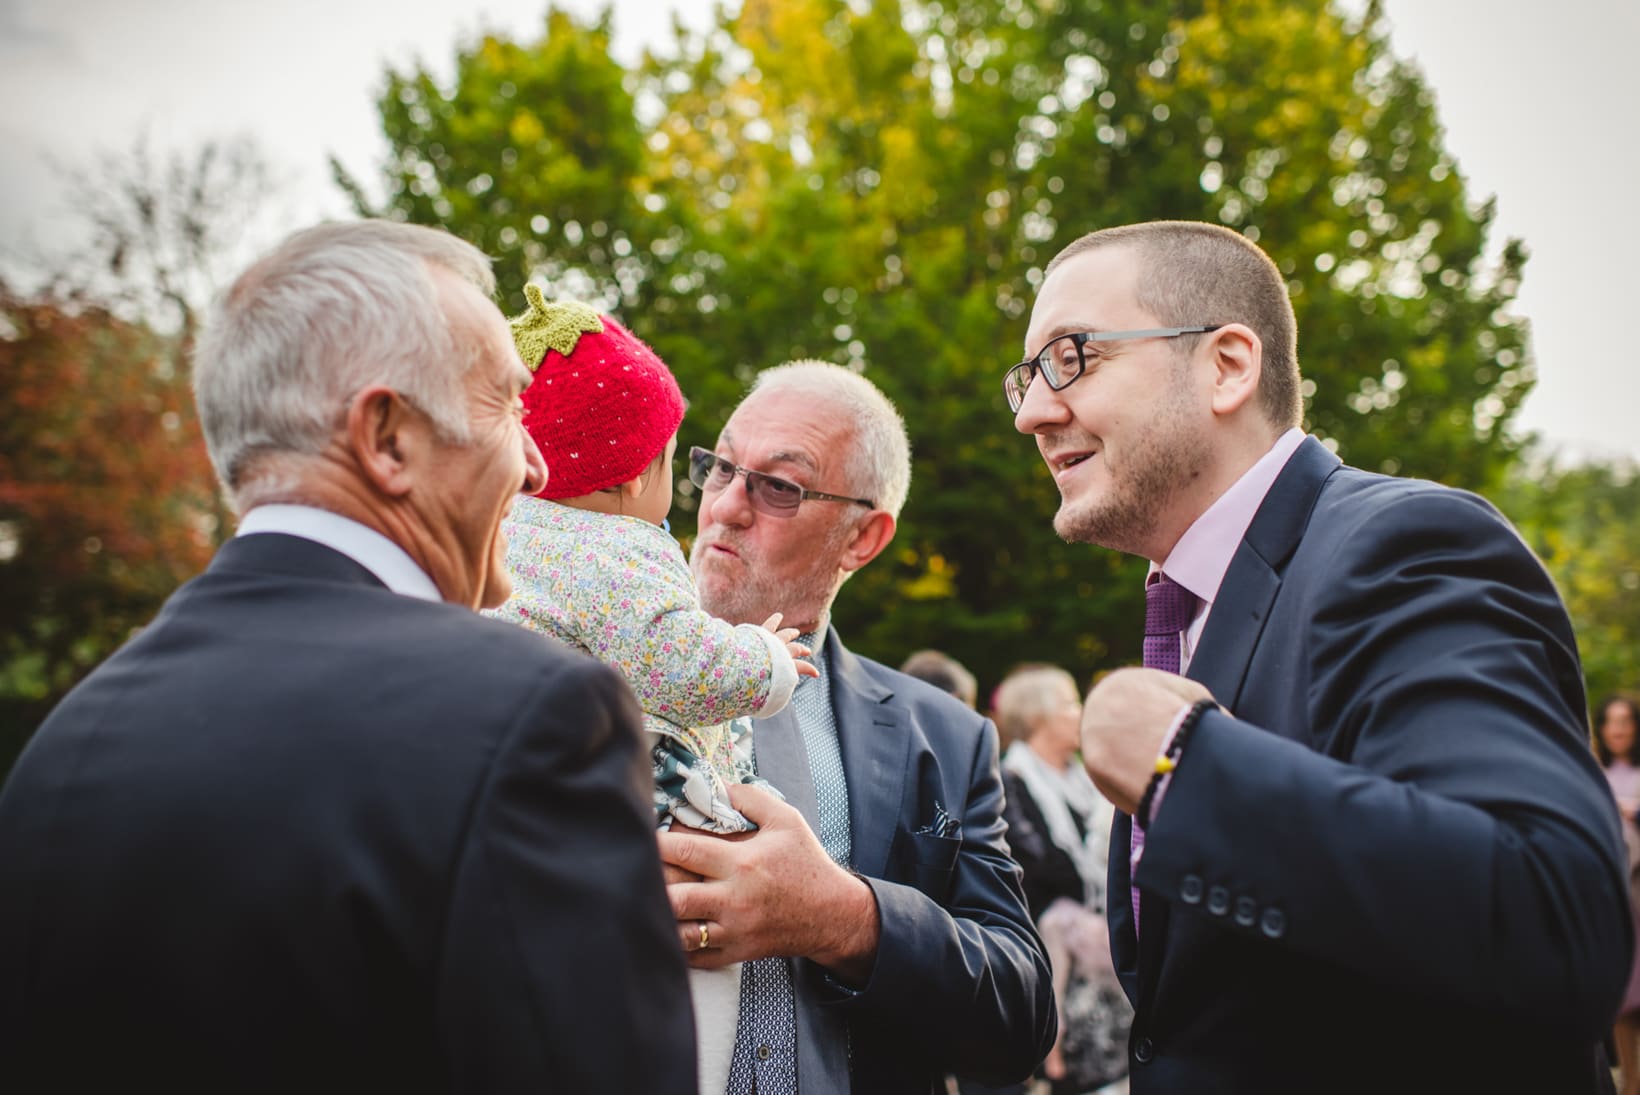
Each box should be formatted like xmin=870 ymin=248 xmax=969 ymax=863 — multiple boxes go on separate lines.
xmin=235 ymin=504 xmax=443 ymax=602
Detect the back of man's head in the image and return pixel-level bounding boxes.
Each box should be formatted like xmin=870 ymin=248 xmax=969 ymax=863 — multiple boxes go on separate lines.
xmin=1048 ymin=221 xmax=1301 ymax=430
xmin=192 ymin=220 xmax=494 ymax=510
xmin=747 ymin=360 xmax=913 ymax=520
xmin=900 ymin=649 xmax=978 ymax=708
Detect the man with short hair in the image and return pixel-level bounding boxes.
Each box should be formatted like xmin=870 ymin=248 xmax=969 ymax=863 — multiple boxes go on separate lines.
xmin=0 ymin=220 xmax=695 ymax=1094
xmin=1011 ymin=220 xmax=1632 ymax=1092
xmin=899 ymin=649 xmax=979 ymax=709
xmin=660 ymin=360 xmax=1054 ymax=1093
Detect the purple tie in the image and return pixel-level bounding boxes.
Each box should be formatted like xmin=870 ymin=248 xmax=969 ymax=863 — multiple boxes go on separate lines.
xmin=1131 ymin=572 xmax=1195 ymax=933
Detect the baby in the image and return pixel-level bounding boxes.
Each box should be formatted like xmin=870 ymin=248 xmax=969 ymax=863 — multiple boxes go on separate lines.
xmin=486 ymin=285 xmax=815 ymax=1093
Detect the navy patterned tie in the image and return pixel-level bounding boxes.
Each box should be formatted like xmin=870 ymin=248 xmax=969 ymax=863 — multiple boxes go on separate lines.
xmin=1131 ymin=572 xmax=1195 ymax=933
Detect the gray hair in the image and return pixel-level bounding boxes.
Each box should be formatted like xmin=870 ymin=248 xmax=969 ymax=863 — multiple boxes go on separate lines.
xmin=748 ymin=360 xmax=912 ymax=519
xmin=1047 ymin=221 xmax=1301 ymax=430
xmin=191 ymin=219 xmax=495 ymax=505
xmin=992 ymin=663 xmax=1079 ymax=745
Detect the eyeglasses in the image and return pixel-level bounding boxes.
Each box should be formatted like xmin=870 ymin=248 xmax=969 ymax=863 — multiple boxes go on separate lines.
xmin=1003 ymin=326 xmax=1223 ymax=412
xmin=687 ymin=446 xmax=875 ymax=518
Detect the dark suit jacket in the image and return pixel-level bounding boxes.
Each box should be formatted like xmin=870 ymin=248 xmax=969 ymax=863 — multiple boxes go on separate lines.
xmin=1000 ymin=768 xmax=1088 ymax=921
xmin=1106 ymin=437 xmax=1632 ymax=1093
xmin=0 ymin=533 xmax=695 ymax=1094
xmin=751 ymin=631 xmax=1055 ymax=1094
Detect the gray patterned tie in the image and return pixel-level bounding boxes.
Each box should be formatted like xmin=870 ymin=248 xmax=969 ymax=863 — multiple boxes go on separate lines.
xmin=1130 ymin=573 xmax=1195 ymax=934
xmin=725 ymin=632 xmax=849 ymax=1094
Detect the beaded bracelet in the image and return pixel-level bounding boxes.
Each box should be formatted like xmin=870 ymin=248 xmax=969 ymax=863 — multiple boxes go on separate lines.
xmin=1136 ymin=698 xmax=1217 ymax=826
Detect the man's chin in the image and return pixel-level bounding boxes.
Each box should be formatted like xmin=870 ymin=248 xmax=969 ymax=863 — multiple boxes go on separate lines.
xmin=477 ymin=580 xmax=511 ymax=611
xmin=1053 ymin=500 xmax=1108 ymax=546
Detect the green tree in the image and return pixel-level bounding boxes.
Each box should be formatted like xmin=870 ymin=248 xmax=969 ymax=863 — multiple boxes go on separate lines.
xmin=0 ymin=291 xmax=223 ymax=766
xmin=348 ymin=0 xmax=1535 ymax=701
xmin=1 ymin=138 xmax=269 ymax=771
xmin=1500 ymin=454 xmax=1640 ymax=717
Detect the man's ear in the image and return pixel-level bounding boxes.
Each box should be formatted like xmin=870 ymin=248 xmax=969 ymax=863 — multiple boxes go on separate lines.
xmin=840 ymin=510 xmax=897 ymax=574
xmin=347 ymin=385 xmax=423 ymax=497
xmin=1206 ymin=323 xmax=1263 ymax=418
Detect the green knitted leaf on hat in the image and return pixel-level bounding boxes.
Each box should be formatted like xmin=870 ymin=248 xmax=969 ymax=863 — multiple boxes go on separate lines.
xmin=509 ymin=283 xmax=605 ymax=370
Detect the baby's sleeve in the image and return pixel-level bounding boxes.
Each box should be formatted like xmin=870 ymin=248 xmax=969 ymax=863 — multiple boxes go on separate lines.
xmin=596 ymin=527 xmax=800 ymax=729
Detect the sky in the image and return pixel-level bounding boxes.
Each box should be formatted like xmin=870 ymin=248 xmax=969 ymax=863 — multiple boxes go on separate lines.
xmin=2 ymin=0 xmax=1636 ymax=465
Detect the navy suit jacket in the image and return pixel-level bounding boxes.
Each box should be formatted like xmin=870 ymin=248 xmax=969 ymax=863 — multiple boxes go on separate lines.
xmin=751 ymin=630 xmax=1055 ymax=1094
xmin=1107 ymin=437 xmax=1632 ymax=1094
xmin=0 ymin=533 xmax=696 ymax=1094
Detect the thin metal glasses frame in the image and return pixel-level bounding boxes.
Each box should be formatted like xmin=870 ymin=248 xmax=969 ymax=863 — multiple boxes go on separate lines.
xmin=1003 ymin=326 xmax=1223 ymax=412
xmin=687 ymin=446 xmax=875 ymax=517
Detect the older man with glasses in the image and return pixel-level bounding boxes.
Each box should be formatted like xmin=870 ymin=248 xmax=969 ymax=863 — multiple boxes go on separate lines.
xmin=659 ymin=360 xmax=1054 ymax=1095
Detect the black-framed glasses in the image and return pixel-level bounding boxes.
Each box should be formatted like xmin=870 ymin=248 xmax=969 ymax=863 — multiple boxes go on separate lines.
xmin=688 ymin=446 xmax=875 ymax=518
xmin=1003 ymin=326 xmax=1223 ymax=412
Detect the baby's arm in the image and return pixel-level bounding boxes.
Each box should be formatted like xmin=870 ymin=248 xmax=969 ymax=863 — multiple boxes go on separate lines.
xmin=602 ymin=530 xmax=811 ymax=728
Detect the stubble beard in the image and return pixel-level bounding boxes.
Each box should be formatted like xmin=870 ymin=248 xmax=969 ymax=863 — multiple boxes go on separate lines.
xmin=691 ymin=525 xmax=851 ymax=631
xmin=1051 ymin=393 xmax=1207 ymax=556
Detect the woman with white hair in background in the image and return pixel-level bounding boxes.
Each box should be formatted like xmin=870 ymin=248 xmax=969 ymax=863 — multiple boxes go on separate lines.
xmin=994 ymin=664 xmax=1132 ymax=1095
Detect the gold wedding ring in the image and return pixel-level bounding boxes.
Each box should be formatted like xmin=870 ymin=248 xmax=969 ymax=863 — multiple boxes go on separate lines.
xmin=698 ymin=921 xmax=710 ymax=950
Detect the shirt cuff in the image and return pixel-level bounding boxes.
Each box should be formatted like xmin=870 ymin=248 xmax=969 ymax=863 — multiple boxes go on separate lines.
xmin=746 ymin=623 xmax=799 ymax=717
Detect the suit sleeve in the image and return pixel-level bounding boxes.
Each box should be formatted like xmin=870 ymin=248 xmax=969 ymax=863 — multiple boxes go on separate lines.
xmin=434 ymin=656 xmax=697 ymax=1093
xmin=811 ymin=716 xmax=1056 ymax=1084
xmin=1140 ymin=487 xmax=1632 ymax=1036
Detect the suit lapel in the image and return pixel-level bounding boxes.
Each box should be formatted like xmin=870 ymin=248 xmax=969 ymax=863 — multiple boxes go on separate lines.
xmin=751 ymin=707 xmax=821 ymax=834
xmin=1189 ymin=437 xmax=1340 ymax=709
xmin=785 ymin=631 xmax=903 ymax=1093
xmin=1135 ymin=438 xmax=1340 ymax=1002
xmin=825 ymin=631 xmax=910 ymax=881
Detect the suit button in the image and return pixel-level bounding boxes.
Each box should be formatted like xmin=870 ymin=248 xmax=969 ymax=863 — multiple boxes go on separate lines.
xmin=1180 ymin=874 xmax=1204 ymax=904
xmin=1133 ymin=1036 xmax=1155 ymax=1064
xmin=1261 ymin=907 xmax=1287 ymax=939
xmin=1234 ymin=895 xmax=1257 ymax=927
xmin=1207 ymin=885 xmax=1229 ymax=916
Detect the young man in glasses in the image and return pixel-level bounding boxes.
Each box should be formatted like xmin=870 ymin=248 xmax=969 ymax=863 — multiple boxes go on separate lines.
xmin=1012 ymin=219 xmax=1630 ymax=1093
xmin=659 ymin=361 xmax=1055 ymax=1094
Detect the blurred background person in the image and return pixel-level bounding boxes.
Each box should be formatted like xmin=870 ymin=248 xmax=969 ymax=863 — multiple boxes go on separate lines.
xmin=1597 ymin=693 xmax=1640 ymax=1095
xmin=901 ymin=648 xmax=979 ymax=709
xmin=993 ymin=664 xmax=1131 ymax=1095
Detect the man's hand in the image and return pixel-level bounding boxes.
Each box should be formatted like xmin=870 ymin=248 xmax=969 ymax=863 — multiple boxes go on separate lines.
xmin=1080 ymin=667 xmax=1213 ymax=815
xmin=657 ymin=784 xmax=880 ymax=982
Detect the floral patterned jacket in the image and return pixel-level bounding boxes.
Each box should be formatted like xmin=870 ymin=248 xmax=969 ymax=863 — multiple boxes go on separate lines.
xmin=486 ymin=496 xmax=797 ymax=831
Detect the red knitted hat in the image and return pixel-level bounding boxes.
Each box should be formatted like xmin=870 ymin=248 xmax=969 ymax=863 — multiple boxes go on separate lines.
xmin=509 ymin=284 xmax=686 ymax=500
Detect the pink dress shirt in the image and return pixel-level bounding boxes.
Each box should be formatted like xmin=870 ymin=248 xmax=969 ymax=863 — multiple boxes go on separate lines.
xmin=1134 ymin=428 xmax=1305 ymax=858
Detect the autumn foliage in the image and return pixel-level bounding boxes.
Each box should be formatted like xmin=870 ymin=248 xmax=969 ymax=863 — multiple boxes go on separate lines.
xmin=0 ymin=289 xmax=225 ymax=758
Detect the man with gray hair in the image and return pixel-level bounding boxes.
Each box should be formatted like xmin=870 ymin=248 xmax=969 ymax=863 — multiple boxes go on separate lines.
xmin=0 ymin=220 xmax=696 ymax=1093
xmin=659 ymin=360 xmax=1054 ymax=1093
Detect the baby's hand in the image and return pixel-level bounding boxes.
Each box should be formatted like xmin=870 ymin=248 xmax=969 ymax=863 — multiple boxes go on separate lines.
xmin=761 ymin=612 xmax=820 ymax=679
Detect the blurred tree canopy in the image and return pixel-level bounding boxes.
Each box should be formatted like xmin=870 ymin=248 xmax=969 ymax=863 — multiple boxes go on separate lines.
xmin=339 ymin=0 xmax=1537 ymax=703
xmin=0 ymin=292 xmax=224 ymax=765
xmin=0 ymin=139 xmax=262 ymax=766
xmin=1500 ymin=457 xmax=1640 ymax=717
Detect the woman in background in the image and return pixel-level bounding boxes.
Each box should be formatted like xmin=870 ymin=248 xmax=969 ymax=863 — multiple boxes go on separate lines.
xmin=993 ymin=664 xmax=1130 ymax=1095
xmin=1596 ymin=693 xmax=1640 ymax=1095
